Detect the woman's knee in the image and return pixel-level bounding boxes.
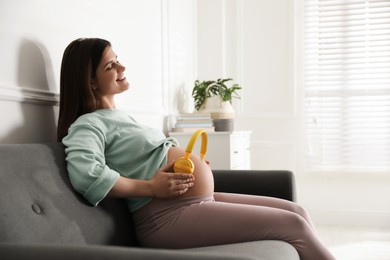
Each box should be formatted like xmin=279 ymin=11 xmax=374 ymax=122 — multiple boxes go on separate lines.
xmin=283 ymin=212 xmax=313 ymax=242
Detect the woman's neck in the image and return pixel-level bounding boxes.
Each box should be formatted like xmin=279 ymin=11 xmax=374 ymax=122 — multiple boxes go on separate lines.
xmin=97 ymin=97 xmax=116 ymax=109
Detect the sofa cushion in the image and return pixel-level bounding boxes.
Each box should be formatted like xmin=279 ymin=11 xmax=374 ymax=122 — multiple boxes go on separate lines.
xmin=0 ymin=143 xmax=137 ymax=246
xmin=0 ymin=243 xmax=262 ymax=260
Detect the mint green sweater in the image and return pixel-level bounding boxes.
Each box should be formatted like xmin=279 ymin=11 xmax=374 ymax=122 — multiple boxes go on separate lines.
xmin=62 ymin=109 xmax=178 ymax=212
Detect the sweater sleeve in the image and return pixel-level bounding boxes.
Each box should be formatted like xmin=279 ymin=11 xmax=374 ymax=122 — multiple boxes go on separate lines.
xmin=62 ymin=123 xmax=120 ymax=206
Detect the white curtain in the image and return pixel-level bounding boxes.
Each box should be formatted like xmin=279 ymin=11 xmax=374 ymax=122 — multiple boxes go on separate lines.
xmin=304 ymin=0 xmax=390 ymax=172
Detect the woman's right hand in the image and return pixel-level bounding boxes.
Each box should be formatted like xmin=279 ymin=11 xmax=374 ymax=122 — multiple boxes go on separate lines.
xmin=150 ymin=161 xmax=195 ymax=198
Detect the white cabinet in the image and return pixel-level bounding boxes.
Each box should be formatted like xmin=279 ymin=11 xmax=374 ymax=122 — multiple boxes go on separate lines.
xmin=169 ymin=131 xmax=251 ymax=170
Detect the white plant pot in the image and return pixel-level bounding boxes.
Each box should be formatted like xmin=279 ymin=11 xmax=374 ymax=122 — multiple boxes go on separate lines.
xmin=199 ymin=96 xmax=235 ymax=117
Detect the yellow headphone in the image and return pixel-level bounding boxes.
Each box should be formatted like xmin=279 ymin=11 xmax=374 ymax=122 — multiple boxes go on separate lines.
xmin=173 ymin=129 xmax=208 ymax=174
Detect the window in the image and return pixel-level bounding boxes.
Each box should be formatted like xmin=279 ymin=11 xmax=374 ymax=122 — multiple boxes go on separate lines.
xmin=304 ymin=0 xmax=390 ymax=172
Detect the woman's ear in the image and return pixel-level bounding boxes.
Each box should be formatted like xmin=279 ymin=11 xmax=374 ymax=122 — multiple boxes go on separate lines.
xmin=91 ymin=79 xmax=97 ymax=90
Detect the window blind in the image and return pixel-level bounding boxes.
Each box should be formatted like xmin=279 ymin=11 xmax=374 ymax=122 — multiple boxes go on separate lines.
xmin=304 ymin=0 xmax=390 ymax=172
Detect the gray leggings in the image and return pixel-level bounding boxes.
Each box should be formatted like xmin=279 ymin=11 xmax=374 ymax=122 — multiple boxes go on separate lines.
xmin=133 ymin=193 xmax=335 ymax=260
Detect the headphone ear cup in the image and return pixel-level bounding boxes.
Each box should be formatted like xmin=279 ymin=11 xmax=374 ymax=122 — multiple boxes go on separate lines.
xmin=173 ymin=129 xmax=207 ymax=174
xmin=173 ymin=157 xmax=194 ymax=174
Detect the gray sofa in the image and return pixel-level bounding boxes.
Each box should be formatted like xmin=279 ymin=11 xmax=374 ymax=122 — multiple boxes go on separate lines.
xmin=0 ymin=143 xmax=299 ymax=260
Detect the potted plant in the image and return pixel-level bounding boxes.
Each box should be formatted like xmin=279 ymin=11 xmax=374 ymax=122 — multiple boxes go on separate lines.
xmin=192 ymin=78 xmax=242 ymax=111
xmin=192 ymin=78 xmax=242 ymax=131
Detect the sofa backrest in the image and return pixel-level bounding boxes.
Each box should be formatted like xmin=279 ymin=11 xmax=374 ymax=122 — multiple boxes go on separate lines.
xmin=0 ymin=143 xmax=138 ymax=247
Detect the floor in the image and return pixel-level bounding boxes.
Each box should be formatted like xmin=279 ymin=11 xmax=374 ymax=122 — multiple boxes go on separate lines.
xmin=317 ymin=225 xmax=390 ymax=260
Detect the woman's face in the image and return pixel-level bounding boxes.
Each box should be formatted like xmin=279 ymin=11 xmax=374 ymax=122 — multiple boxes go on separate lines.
xmin=92 ymin=46 xmax=129 ymax=105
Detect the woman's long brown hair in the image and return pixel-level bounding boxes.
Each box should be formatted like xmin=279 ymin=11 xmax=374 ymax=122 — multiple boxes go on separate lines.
xmin=57 ymin=38 xmax=111 ymax=141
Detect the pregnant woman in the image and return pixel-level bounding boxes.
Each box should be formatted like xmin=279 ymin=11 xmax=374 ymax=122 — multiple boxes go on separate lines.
xmin=58 ymin=38 xmax=334 ymax=260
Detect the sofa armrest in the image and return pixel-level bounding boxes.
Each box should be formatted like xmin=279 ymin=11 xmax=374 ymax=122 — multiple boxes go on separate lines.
xmin=212 ymin=170 xmax=296 ymax=202
xmin=0 ymin=244 xmax=256 ymax=260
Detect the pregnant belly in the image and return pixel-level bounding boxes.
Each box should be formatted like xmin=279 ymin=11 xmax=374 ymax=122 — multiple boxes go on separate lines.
xmin=167 ymin=146 xmax=214 ymax=198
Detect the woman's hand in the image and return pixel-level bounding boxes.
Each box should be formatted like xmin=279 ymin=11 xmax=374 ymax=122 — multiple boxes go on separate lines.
xmin=150 ymin=161 xmax=195 ymax=198
xmin=107 ymin=161 xmax=195 ymax=199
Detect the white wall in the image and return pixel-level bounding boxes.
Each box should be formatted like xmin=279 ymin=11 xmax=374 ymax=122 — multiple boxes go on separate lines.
xmin=0 ymin=0 xmax=196 ymax=143
xmin=197 ymin=0 xmax=296 ymax=170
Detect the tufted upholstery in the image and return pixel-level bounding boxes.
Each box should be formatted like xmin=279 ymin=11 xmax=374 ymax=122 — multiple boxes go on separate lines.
xmin=0 ymin=143 xmax=137 ymax=246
